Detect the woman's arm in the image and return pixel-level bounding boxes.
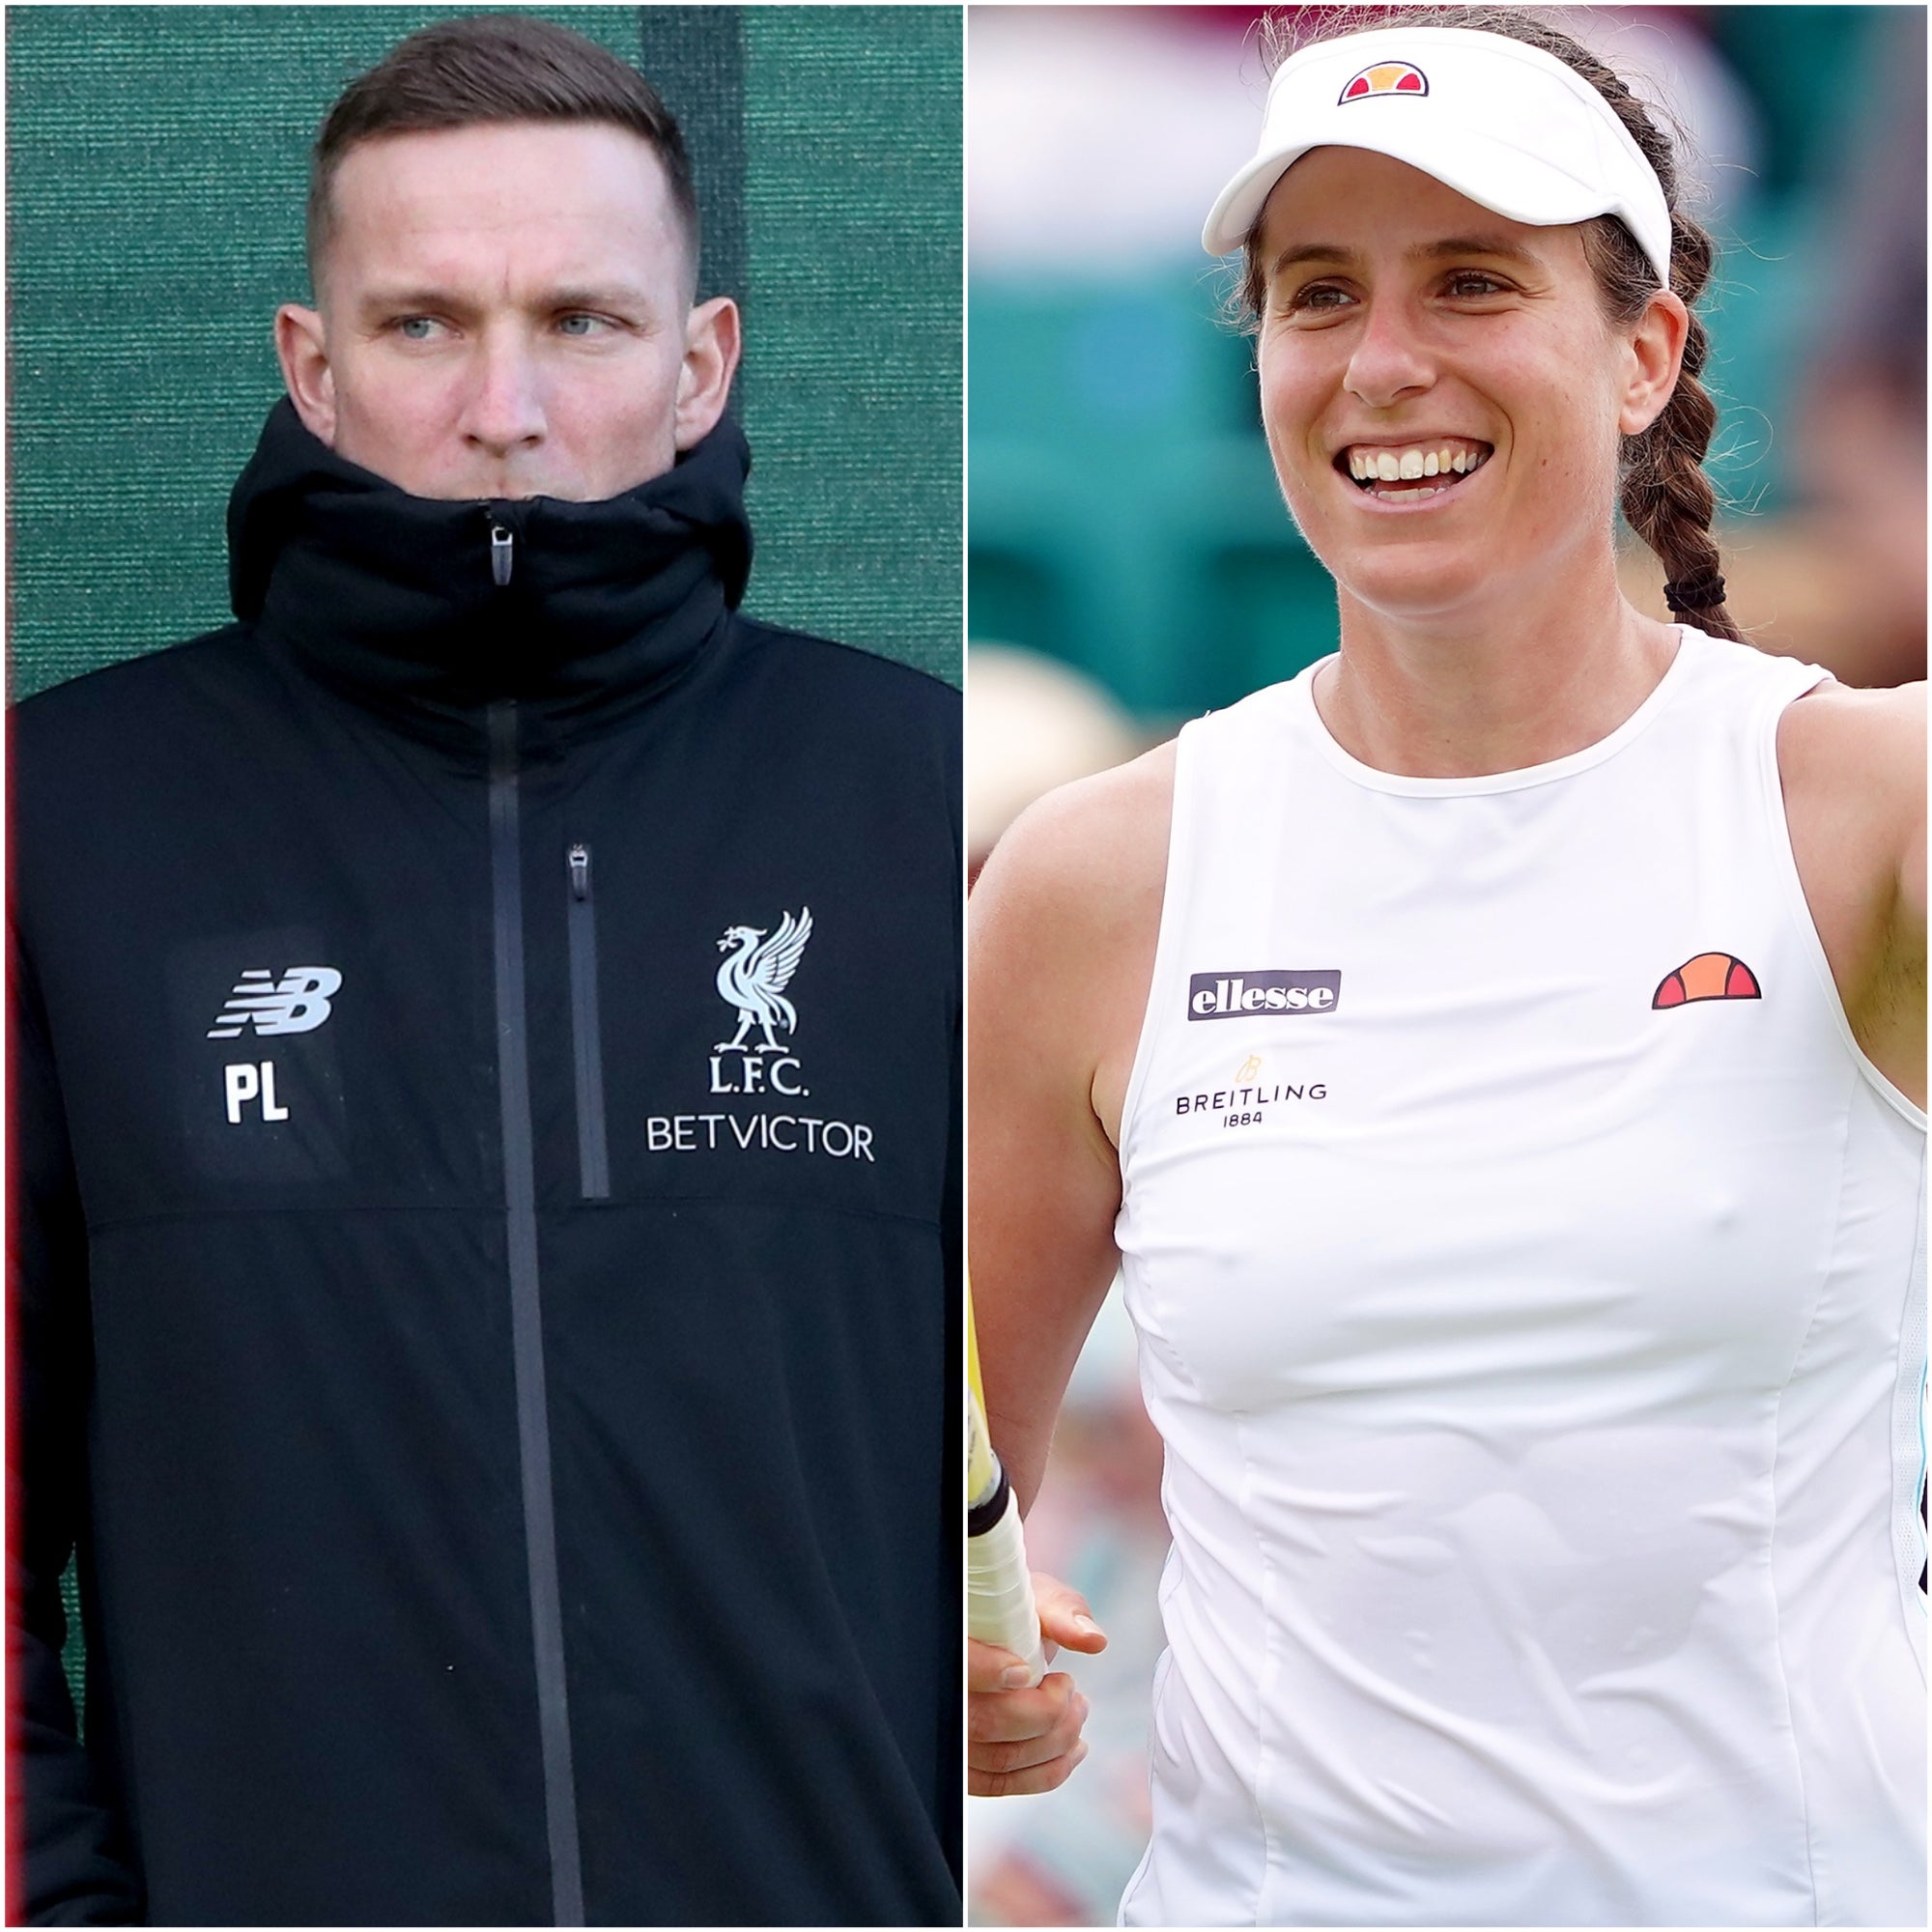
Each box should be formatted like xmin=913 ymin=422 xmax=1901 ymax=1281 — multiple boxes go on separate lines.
xmin=968 ymin=745 xmax=1174 ymax=1502
xmin=966 ymin=746 xmax=1173 ymax=1796
xmin=1779 ymin=680 xmax=1926 ymax=1108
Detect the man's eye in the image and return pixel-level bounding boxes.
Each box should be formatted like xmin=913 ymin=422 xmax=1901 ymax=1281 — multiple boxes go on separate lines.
xmin=395 ymin=317 xmax=441 ymax=341
xmin=557 ymin=314 xmax=609 ymax=337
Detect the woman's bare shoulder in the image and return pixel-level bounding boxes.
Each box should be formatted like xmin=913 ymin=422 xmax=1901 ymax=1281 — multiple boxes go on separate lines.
xmin=1777 ymin=679 xmax=1924 ymax=916
xmin=972 ymin=741 xmax=1179 ymax=1147
xmin=1777 ymin=677 xmax=1923 ymax=810
xmin=975 ymin=738 xmax=1178 ymax=936
xmin=1776 ymin=678 xmax=1925 ymax=1099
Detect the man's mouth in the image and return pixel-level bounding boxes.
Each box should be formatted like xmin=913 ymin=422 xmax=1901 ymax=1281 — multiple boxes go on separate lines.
xmin=1338 ymin=437 xmax=1492 ymax=501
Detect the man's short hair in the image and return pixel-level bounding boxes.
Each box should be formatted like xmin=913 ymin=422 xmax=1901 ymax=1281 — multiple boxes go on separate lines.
xmin=306 ymin=14 xmax=700 ymax=298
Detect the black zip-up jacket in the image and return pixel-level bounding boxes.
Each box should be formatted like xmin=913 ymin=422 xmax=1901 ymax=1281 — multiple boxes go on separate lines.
xmin=10 ymin=403 xmax=961 ymax=1926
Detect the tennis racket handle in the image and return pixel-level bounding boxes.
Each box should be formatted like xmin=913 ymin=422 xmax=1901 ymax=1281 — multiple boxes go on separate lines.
xmin=967 ymin=1489 xmax=1047 ymax=1686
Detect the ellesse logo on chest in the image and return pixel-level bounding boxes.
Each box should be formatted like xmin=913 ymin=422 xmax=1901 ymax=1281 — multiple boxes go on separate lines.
xmin=1188 ymin=970 xmax=1341 ymax=1019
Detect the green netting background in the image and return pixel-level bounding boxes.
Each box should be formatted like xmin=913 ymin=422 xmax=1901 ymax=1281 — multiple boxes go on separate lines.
xmin=8 ymin=4 xmax=963 ymax=703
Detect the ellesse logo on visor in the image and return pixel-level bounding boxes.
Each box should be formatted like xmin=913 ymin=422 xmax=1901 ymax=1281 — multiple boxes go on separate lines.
xmin=1188 ymin=971 xmax=1341 ymax=1019
xmin=1339 ymin=61 xmax=1428 ymax=103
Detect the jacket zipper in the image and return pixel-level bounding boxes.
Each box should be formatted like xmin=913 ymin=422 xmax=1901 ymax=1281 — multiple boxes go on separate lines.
xmin=566 ymin=844 xmax=611 ymax=1200
xmin=487 ymin=698 xmax=586 ymax=1927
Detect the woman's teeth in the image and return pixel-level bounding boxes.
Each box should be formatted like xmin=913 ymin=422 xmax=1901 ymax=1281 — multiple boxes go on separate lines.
xmin=1346 ymin=442 xmax=1491 ymax=496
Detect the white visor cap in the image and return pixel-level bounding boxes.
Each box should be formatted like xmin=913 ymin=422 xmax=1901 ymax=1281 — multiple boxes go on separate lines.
xmin=1203 ymin=26 xmax=1673 ymax=288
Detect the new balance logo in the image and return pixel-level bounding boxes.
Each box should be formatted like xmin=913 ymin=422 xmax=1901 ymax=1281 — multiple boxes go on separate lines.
xmin=207 ymin=967 xmax=343 ymax=1039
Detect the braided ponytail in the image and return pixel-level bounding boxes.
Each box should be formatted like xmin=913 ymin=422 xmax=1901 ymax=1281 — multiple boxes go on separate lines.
xmin=1579 ymin=103 xmax=1746 ymax=642
xmin=1251 ymin=7 xmax=1745 ymax=641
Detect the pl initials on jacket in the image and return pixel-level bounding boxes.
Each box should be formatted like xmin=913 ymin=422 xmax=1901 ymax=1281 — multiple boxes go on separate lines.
xmin=11 ymin=402 xmax=961 ymax=1927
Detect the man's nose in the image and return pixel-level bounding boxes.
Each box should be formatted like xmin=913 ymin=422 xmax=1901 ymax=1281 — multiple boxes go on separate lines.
xmin=1344 ymin=298 xmax=1435 ymax=412
xmin=461 ymin=332 xmax=547 ymax=456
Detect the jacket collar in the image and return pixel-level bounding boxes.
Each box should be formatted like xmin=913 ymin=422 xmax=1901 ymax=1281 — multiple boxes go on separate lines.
xmin=227 ymin=399 xmax=753 ymax=751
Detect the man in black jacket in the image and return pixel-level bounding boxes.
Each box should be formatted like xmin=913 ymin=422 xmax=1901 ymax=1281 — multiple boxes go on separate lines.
xmin=10 ymin=16 xmax=960 ymax=1925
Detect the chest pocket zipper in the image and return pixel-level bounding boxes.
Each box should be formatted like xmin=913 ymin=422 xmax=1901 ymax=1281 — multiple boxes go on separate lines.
xmin=566 ymin=843 xmax=611 ymax=1200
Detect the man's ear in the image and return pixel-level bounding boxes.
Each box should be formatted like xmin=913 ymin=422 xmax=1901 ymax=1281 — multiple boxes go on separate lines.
xmin=275 ymin=302 xmax=337 ymax=445
xmin=673 ymin=297 xmax=741 ymax=451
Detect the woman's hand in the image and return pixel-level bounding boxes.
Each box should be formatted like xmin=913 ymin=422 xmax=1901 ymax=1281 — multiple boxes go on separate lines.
xmin=967 ymin=1575 xmax=1109 ymax=1797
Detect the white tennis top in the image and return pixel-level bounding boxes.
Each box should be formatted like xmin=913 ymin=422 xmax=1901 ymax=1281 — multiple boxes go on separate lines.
xmin=1114 ymin=630 xmax=1926 ymax=1927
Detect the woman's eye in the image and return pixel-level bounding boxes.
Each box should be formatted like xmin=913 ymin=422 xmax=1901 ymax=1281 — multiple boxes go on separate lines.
xmin=1286 ymin=282 xmax=1352 ymax=315
xmin=1445 ymin=271 xmax=1507 ymax=298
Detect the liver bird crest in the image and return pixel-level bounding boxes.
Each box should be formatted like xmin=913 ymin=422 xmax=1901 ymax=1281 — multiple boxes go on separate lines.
xmin=714 ymin=907 xmax=813 ymax=1052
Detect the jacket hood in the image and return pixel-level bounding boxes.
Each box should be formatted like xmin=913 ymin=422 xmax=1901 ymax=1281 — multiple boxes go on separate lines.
xmin=227 ymin=399 xmax=753 ymax=745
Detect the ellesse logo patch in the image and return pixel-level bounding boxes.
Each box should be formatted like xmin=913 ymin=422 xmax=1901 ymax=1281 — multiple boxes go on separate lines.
xmin=1188 ymin=970 xmax=1341 ymax=1019
xmin=1653 ymin=952 xmax=1760 ymax=1009
xmin=1339 ymin=61 xmax=1428 ymax=103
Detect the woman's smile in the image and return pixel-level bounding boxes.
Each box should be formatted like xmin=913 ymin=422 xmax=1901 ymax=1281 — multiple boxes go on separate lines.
xmin=1336 ymin=435 xmax=1493 ymax=507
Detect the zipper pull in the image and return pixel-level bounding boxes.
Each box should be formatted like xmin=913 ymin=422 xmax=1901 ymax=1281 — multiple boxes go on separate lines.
xmin=490 ymin=524 xmax=514 ymax=587
xmin=568 ymin=843 xmax=590 ymax=900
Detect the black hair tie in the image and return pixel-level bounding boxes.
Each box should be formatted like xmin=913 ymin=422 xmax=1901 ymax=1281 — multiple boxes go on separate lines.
xmin=1664 ymin=572 xmax=1727 ymax=612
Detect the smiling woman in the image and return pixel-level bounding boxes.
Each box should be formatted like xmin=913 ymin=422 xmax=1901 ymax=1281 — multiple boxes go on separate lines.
xmin=1244 ymin=142 xmax=1688 ymax=693
xmin=1232 ymin=10 xmax=1745 ymax=661
xmin=967 ymin=7 xmax=1925 ymax=1927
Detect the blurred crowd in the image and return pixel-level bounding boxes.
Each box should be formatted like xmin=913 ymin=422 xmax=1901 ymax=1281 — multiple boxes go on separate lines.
xmin=965 ymin=8 xmax=1925 ymax=1923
